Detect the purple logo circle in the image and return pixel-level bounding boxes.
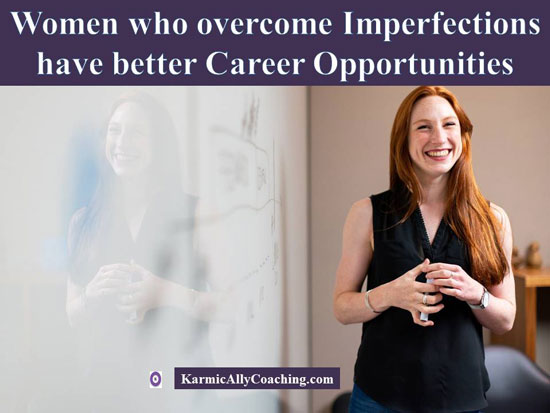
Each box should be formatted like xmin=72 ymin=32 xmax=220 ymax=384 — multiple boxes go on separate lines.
xmin=150 ymin=371 xmax=162 ymax=387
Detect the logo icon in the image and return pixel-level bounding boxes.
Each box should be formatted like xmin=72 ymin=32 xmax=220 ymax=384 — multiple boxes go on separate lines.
xmin=150 ymin=371 xmax=162 ymax=388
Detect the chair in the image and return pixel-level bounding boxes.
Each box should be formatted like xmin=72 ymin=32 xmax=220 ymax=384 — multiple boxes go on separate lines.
xmin=331 ymin=391 xmax=352 ymax=413
xmin=484 ymin=345 xmax=550 ymax=413
xmin=332 ymin=346 xmax=550 ymax=413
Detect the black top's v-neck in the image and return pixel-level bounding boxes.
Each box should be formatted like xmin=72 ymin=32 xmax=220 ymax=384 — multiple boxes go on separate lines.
xmin=414 ymin=206 xmax=447 ymax=260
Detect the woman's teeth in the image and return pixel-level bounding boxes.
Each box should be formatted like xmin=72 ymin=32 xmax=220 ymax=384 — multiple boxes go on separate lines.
xmin=426 ymin=149 xmax=450 ymax=157
xmin=115 ymin=153 xmax=139 ymax=161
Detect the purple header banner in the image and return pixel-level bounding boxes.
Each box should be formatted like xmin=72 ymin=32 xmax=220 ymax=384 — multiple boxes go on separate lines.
xmin=1 ymin=0 xmax=549 ymax=85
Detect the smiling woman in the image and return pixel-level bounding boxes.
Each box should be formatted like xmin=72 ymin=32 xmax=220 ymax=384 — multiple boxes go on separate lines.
xmin=65 ymin=91 xmax=205 ymax=410
xmin=333 ymin=86 xmax=516 ymax=413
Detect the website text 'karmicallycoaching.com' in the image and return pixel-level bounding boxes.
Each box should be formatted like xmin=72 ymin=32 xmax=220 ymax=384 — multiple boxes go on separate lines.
xmin=165 ymin=368 xmax=339 ymax=390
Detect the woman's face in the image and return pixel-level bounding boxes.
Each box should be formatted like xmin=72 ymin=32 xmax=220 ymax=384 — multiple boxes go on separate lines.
xmin=408 ymin=95 xmax=462 ymax=182
xmin=105 ymin=102 xmax=153 ymax=178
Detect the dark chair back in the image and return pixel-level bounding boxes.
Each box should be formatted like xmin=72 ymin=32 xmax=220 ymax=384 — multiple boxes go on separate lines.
xmin=485 ymin=345 xmax=550 ymax=413
xmin=331 ymin=391 xmax=352 ymax=413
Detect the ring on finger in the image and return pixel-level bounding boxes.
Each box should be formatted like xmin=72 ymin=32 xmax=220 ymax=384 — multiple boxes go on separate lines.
xmin=422 ymin=293 xmax=428 ymax=305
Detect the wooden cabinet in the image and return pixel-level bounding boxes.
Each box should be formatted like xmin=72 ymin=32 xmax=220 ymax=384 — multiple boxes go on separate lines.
xmin=491 ymin=268 xmax=550 ymax=361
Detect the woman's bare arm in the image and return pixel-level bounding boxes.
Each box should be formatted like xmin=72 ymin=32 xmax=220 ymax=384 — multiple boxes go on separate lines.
xmin=472 ymin=203 xmax=516 ymax=334
xmin=334 ymin=199 xmax=389 ymax=324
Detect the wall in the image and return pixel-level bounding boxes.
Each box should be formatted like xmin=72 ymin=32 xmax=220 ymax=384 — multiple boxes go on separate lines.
xmin=310 ymin=86 xmax=550 ymax=413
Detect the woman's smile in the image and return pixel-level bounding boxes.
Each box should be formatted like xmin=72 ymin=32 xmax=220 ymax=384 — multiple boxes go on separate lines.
xmin=425 ymin=148 xmax=452 ymax=160
xmin=114 ymin=152 xmax=141 ymax=162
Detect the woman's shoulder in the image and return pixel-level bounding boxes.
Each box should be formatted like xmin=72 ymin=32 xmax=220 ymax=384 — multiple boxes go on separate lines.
xmin=344 ymin=198 xmax=374 ymax=245
xmin=347 ymin=197 xmax=376 ymax=232
xmin=350 ymin=197 xmax=373 ymax=218
xmin=349 ymin=190 xmax=394 ymax=219
xmin=488 ymin=202 xmax=512 ymax=235
xmin=488 ymin=202 xmax=511 ymax=228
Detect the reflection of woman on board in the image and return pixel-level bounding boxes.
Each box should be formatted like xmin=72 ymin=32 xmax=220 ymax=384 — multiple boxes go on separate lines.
xmin=65 ymin=92 xmax=207 ymax=410
xmin=334 ymin=87 xmax=515 ymax=412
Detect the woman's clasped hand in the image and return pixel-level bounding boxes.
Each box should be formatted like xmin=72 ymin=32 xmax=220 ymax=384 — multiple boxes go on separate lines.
xmin=389 ymin=258 xmax=488 ymax=327
xmin=425 ymin=262 xmax=485 ymax=306
xmin=389 ymin=259 xmax=443 ymax=327
xmin=84 ymin=262 xmax=166 ymax=324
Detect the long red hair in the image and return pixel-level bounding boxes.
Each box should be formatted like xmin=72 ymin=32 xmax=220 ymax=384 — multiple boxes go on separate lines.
xmin=390 ymin=86 xmax=507 ymax=287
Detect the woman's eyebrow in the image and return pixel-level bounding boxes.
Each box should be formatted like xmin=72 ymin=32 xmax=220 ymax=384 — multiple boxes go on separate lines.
xmin=412 ymin=115 xmax=458 ymax=125
xmin=411 ymin=118 xmax=431 ymax=125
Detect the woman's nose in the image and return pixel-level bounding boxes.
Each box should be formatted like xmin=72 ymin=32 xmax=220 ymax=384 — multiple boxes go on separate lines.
xmin=431 ymin=125 xmax=447 ymax=143
xmin=116 ymin=128 xmax=134 ymax=146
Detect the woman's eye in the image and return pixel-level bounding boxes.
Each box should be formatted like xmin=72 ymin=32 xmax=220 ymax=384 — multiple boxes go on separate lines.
xmin=417 ymin=125 xmax=428 ymax=130
xmin=444 ymin=122 xmax=456 ymax=127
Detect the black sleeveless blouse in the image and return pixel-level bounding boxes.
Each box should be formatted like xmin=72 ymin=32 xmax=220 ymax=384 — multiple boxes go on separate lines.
xmin=353 ymin=190 xmax=490 ymax=413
